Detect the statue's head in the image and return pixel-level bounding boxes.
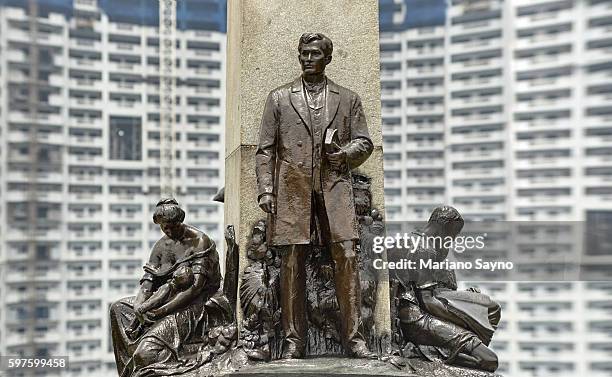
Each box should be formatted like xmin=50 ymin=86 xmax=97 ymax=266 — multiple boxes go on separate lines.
xmin=153 ymin=198 xmax=186 ymax=240
xmin=247 ymin=219 xmax=268 ymax=261
xmin=427 ymin=206 xmax=464 ymax=238
xmin=352 ymin=173 xmax=372 ymax=216
xmin=298 ymin=33 xmax=333 ymax=76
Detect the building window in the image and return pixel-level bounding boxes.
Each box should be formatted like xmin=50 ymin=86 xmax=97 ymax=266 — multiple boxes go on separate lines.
xmin=36 ymin=245 xmax=50 ymax=260
xmin=35 ymin=306 xmax=49 ymax=319
xmin=109 ymin=116 xmax=142 ymax=161
xmin=35 ymin=348 xmax=49 ymax=358
xmin=585 ymin=211 xmax=612 ymax=256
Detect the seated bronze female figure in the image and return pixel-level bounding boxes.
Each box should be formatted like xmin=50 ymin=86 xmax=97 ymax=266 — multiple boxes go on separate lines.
xmin=109 ymin=198 xmax=221 ymax=377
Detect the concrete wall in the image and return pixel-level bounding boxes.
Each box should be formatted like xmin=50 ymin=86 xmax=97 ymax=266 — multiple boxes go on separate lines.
xmin=224 ymin=0 xmax=389 ymax=334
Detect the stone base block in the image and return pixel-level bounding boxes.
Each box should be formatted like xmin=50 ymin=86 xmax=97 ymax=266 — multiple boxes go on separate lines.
xmin=223 ymin=357 xmax=500 ymax=377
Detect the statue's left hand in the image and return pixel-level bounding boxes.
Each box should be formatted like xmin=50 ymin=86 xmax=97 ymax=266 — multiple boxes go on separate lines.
xmin=327 ymin=149 xmax=347 ymax=171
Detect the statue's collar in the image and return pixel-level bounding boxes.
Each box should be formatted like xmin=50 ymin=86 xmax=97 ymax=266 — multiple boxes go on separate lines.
xmin=301 ymin=76 xmax=326 ymax=94
xmin=291 ymin=76 xmax=339 ymax=94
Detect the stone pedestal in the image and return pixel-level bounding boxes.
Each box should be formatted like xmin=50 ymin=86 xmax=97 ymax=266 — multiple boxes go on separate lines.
xmin=218 ymin=357 xmax=501 ymax=377
xmin=224 ymin=0 xmax=390 ymax=334
xmin=227 ymin=358 xmax=416 ymax=377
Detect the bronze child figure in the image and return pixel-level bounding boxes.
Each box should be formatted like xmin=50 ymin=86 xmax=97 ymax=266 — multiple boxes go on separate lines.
xmin=126 ymin=263 xmax=195 ymax=339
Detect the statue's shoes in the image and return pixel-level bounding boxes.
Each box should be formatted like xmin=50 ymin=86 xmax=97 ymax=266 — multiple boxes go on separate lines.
xmin=281 ymin=343 xmax=305 ymax=359
xmin=349 ymin=343 xmax=378 ymax=359
xmin=246 ymin=348 xmax=270 ymax=361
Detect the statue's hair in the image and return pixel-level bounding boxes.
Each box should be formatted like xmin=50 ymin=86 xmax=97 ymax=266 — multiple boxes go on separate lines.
xmin=252 ymin=219 xmax=267 ymax=236
xmin=153 ymin=198 xmax=185 ymax=224
xmin=428 ymin=206 xmax=464 ymax=235
xmin=298 ymin=32 xmax=333 ymax=57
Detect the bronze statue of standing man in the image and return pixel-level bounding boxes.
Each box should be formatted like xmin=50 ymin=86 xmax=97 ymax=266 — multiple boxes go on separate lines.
xmin=256 ymin=33 xmax=375 ymax=359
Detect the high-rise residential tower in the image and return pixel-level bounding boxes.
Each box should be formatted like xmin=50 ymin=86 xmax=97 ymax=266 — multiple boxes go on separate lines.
xmin=0 ymin=0 xmax=226 ymax=375
xmin=379 ymin=0 xmax=612 ymax=376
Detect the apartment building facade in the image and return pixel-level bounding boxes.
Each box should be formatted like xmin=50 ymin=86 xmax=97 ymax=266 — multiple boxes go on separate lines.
xmin=380 ymin=0 xmax=612 ymax=376
xmin=0 ymin=0 xmax=226 ymax=375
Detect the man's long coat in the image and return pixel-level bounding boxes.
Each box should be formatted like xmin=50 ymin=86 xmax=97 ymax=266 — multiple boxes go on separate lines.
xmin=256 ymin=77 xmax=373 ymax=246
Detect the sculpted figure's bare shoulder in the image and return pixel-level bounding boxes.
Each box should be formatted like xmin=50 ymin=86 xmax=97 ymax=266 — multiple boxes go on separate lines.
xmin=148 ymin=238 xmax=167 ymax=266
xmin=197 ymin=229 xmax=213 ymax=251
xmin=183 ymin=225 xmax=212 ymax=252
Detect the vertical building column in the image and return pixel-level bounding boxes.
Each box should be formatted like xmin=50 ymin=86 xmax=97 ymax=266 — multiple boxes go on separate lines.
xmin=224 ymin=0 xmax=390 ymax=335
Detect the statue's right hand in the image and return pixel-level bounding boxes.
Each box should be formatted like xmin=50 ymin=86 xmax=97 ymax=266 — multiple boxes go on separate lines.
xmin=134 ymin=305 xmax=145 ymax=323
xmin=258 ymin=194 xmax=276 ymax=214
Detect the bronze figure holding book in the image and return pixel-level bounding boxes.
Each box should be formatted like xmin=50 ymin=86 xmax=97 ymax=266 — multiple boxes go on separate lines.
xmin=255 ymin=33 xmax=375 ymax=359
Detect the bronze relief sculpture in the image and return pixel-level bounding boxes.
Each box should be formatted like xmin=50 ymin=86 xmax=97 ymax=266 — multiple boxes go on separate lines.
xmin=238 ymin=174 xmax=384 ymax=361
xmin=255 ymin=32 xmax=375 ymax=359
xmin=109 ymin=33 xmax=504 ymax=376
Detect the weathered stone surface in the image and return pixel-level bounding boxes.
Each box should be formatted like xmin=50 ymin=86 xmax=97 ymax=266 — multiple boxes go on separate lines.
xmin=224 ymin=0 xmax=390 ymax=333
xmin=173 ymin=355 xmax=503 ymax=377
xmin=192 ymin=357 xmax=501 ymax=377
xmin=223 ymin=145 xmax=259 ymax=324
xmin=226 ymin=0 xmax=383 ymax=150
xmin=226 ymin=357 xmax=412 ymax=377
